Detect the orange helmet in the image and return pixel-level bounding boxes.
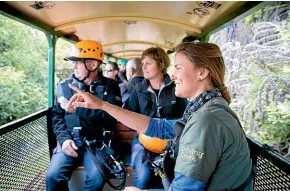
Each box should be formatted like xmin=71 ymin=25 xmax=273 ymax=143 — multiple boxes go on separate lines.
xmin=138 ymin=133 xmax=171 ymax=154
xmin=64 ymin=40 xmax=103 ymax=62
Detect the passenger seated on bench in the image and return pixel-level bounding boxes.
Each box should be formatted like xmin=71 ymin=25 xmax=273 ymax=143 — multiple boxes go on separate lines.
xmin=119 ymin=57 xmax=144 ymax=108
xmin=126 ymin=47 xmax=188 ymax=189
xmin=118 ymin=58 xmax=128 ymax=83
xmin=46 ymin=40 xmax=121 ymax=191
xmin=104 ymin=61 xmax=123 ymax=84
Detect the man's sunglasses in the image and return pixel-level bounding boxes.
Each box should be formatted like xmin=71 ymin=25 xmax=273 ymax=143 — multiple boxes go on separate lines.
xmin=104 ymin=69 xmax=113 ymax=72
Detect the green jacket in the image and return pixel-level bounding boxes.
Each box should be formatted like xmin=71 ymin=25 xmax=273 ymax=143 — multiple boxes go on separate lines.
xmin=174 ymin=97 xmax=252 ymax=191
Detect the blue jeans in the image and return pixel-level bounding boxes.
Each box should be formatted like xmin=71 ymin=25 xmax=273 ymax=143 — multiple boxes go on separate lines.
xmin=46 ymin=146 xmax=105 ymax=191
xmin=133 ymin=149 xmax=152 ymax=189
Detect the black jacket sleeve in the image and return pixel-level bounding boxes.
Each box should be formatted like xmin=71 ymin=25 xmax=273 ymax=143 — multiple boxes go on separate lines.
xmin=127 ymin=88 xmax=140 ymax=113
xmin=52 ymin=84 xmax=73 ymax=146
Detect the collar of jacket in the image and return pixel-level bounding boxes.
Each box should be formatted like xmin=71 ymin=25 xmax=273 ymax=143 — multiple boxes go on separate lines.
xmin=140 ymin=73 xmax=173 ymax=93
xmin=71 ymin=74 xmax=106 ymax=86
xmin=129 ymin=76 xmax=144 ymax=84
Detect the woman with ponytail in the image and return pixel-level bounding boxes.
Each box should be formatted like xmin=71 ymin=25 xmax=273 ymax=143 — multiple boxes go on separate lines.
xmin=68 ymin=42 xmax=252 ymax=191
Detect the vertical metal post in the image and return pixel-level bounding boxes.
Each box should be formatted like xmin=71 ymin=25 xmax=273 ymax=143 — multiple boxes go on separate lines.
xmin=46 ymin=33 xmax=56 ymax=108
xmin=45 ymin=33 xmax=57 ymax=157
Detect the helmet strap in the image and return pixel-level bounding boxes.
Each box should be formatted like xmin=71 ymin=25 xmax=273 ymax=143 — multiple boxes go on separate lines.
xmin=72 ymin=72 xmax=90 ymax=83
xmin=72 ymin=60 xmax=90 ymax=83
xmin=84 ymin=60 xmax=99 ymax=72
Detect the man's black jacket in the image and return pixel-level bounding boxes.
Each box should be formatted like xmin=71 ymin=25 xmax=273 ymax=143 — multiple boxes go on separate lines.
xmin=52 ymin=75 xmax=121 ymax=146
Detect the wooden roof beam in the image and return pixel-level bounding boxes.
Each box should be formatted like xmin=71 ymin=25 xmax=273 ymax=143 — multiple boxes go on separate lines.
xmin=103 ymin=40 xmax=173 ymax=50
xmin=54 ymin=16 xmax=202 ymax=34
xmin=109 ymin=49 xmax=144 ymax=55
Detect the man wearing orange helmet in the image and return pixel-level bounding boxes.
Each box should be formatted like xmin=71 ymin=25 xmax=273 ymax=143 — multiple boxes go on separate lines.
xmin=46 ymin=40 xmax=121 ymax=191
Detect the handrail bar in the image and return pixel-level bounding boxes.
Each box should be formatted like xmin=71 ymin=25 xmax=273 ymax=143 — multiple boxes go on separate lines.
xmin=0 ymin=108 xmax=49 ymax=136
xmin=247 ymin=135 xmax=290 ymax=175
xmin=1 ymin=110 xmax=289 ymax=176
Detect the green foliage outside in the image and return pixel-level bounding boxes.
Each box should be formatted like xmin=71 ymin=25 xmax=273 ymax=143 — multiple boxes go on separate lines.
xmin=0 ymin=15 xmax=48 ymax=125
xmin=55 ymin=39 xmax=74 ymax=83
xmin=257 ymin=101 xmax=290 ymax=143
xmin=0 ymin=67 xmax=47 ymax=123
xmin=209 ymin=2 xmax=290 ymax=158
xmin=0 ymin=15 xmax=73 ymax=125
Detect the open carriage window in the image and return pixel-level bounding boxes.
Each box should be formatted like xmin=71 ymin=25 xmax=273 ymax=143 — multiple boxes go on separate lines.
xmin=209 ymin=1 xmax=290 ymax=161
xmin=0 ymin=15 xmax=48 ymax=126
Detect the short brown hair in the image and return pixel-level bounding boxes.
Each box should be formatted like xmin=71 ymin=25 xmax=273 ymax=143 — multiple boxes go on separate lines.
xmin=141 ymin=47 xmax=170 ymax=73
xmin=175 ymin=42 xmax=231 ymax=104
xmin=107 ymin=61 xmax=119 ymax=71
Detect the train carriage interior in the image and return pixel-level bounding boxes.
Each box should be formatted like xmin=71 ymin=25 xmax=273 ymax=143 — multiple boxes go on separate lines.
xmin=0 ymin=1 xmax=290 ymax=190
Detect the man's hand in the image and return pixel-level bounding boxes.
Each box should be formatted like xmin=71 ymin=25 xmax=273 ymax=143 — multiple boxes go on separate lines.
xmin=62 ymin=139 xmax=78 ymax=157
xmin=58 ymin=96 xmax=76 ymax=113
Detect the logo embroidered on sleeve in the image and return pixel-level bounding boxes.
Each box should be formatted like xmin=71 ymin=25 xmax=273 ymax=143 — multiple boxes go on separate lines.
xmin=180 ymin=146 xmax=204 ymax=161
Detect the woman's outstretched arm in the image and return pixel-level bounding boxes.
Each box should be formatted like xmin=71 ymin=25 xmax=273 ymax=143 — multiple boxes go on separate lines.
xmin=68 ymin=84 xmax=150 ymax=133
